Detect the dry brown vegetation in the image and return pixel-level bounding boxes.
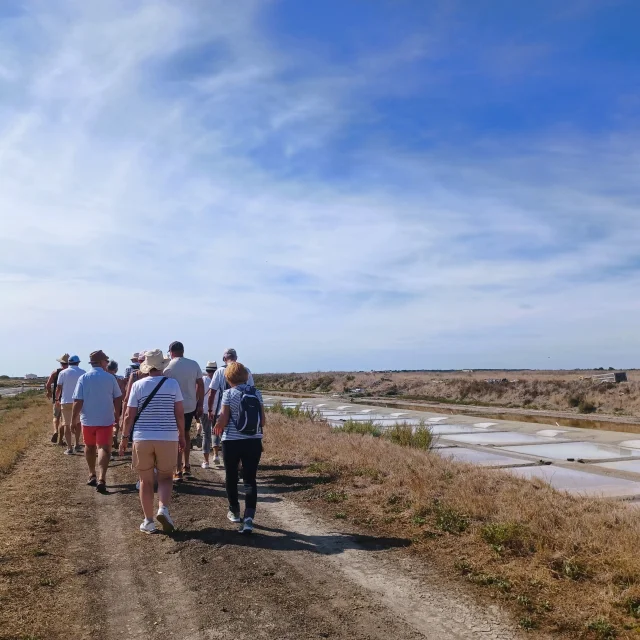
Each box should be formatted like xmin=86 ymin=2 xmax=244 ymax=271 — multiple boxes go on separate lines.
xmin=264 ymin=409 xmax=640 ymax=639
xmin=256 ymin=370 xmax=640 ymax=418
xmin=0 ymin=391 xmax=50 ymax=475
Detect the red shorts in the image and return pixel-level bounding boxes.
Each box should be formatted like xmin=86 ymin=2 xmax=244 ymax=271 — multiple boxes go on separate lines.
xmin=82 ymin=425 xmax=114 ymax=447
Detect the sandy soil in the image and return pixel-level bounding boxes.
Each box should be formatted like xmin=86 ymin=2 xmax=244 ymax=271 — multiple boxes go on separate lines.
xmin=0 ymin=436 xmax=536 ymax=640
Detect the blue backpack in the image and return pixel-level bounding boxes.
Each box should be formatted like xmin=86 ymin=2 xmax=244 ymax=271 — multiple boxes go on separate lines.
xmin=235 ymin=386 xmax=261 ymax=435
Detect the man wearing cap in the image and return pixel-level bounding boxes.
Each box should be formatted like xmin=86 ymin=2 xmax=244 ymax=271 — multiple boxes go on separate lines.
xmin=200 ymin=361 xmax=218 ymax=468
xmin=46 ymin=354 xmax=69 ymax=445
xmin=208 ymin=348 xmax=254 ymax=424
xmin=71 ymin=351 xmax=123 ymax=491
xmin=55 ymin=355 xmax=86 ymax=455
xmin=163 ymin=341 xmax=203 ymax=480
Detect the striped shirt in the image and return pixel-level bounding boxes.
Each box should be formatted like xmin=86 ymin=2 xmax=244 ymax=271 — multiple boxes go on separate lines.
xmin=127 ymin=376 xmax=183 ymax=442
xmin=221 ymin=384 xmax=263 ymax=442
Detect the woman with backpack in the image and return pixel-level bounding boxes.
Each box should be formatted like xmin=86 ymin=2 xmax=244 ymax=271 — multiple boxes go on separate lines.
xmin=213 ymin=361 xmax=265 ymax=534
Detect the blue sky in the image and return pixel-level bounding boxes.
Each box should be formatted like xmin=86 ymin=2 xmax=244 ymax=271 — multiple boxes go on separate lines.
xmin=1 ymin=0 xmax=640 ymax=375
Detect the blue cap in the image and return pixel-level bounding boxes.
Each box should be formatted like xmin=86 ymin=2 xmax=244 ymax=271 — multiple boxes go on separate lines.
xmin=68 ymin=355 xmax=80 ymax=364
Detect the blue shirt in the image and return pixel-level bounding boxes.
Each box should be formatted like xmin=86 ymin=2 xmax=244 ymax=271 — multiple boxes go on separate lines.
xmin=73 ymin=366 xmax=123 ymax=427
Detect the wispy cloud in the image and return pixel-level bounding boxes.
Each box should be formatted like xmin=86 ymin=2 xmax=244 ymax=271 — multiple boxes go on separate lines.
xmin=0 ymin=0 xmax=639 ymax=374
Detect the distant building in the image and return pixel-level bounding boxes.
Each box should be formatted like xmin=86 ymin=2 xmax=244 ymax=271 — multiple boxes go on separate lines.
xmin=24 ymin=373 xmax=38 ymax=380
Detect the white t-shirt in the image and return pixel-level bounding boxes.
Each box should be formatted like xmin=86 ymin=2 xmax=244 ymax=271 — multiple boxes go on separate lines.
xmin=163 ymin=357 xmax=202 ymax=413
xmin=57 ymin=365 xmax=86 ymax=404
xmin=127 ymin=376 xmax=183 ymax=442
xmin=202 ymin=374 xmax=212 ymax=413
xmin=208 ymin=365 xmax=254 ymax=416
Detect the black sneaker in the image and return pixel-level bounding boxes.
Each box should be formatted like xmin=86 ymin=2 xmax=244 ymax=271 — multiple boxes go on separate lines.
xmin=51 ymin=432 xmax=59 ymax=444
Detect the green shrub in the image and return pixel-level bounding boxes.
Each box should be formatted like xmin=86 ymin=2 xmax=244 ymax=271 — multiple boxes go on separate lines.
xmin=480 ymin=522 xmax=533 ymax=555
xmin=586 ymin=618 xmax=617 ymax=639
xmin=384 ymin=423 xmax=433 ymax=450
xmin=434 ymin=503 xmax=469 ymax=534
xmin=334 ymin=420 xmax=382 ymax=437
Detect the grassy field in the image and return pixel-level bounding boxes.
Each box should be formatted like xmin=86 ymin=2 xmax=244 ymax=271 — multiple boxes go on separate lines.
xmin=0 ymin=391 xmax=50 ymax=476
xmin=264 ymin=405 xmax=640 ymax=639
xmin=255 ymin=370 xmax=640 ymax=418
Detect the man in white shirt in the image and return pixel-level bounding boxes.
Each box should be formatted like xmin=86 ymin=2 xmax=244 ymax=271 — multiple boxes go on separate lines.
xmin=55 ymin=355 xmax=86 ymax=454
xmin=163 ymin=341 xmax=203 ymax=480
xmin=200 ymin=361 xmax=219 ymax=468
xmin=207 ymin=348 xmax=254 ymax=421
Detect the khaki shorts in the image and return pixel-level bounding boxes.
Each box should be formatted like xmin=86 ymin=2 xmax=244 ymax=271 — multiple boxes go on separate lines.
xmin=132 ymin=440 xmax=178 ymax=474
xmin=61 ymin=403 xmax=75 ymax=427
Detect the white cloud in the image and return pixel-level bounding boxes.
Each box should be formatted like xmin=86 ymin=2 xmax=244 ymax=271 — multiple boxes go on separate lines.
xmin=0 ymin=0 xmax=639 ymax=375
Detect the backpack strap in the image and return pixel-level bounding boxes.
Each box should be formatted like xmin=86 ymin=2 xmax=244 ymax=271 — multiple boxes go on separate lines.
xmin=131 ymin=377 xmax=169 ymax=438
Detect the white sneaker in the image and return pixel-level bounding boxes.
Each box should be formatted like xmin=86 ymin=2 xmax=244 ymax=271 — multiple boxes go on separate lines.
xmin=201 ymin=461 xmax=210 ymax=469
xmin=239 ymin=517 xmax=254 ymax=534
xmin=213 ymin=455 xmax=221 ymax=465
xmin=64 ymin=448 xmax=73 ymax=455
xmin=156 ymin=506 xmax=174 ymax=533
xmin=227 ymin=511 xmax=242 ymax=523
xmin=140 ymin=518 xmax=156 ymax=534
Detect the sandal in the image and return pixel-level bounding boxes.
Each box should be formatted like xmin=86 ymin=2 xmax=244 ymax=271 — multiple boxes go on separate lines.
xmin=96 ymin=480 xmax=107 ymax=493
xmin=183 ymin=466 xmax=192 ymax=478
xmin=87 ymin=475 xmax=97 ymax=486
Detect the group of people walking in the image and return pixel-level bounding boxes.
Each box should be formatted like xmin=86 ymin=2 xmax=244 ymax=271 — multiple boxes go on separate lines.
xmin=45 ymin=344 xmax=265 ymax=534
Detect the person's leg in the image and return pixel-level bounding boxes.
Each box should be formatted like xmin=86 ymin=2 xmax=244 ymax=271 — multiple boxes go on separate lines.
xmin=155 ymin=441 xmax=178 ymax=531
xmin=156 ymin=441 xmax=178 ymax=510
xmin=138 ymin=468 xmax=155 ymax=519
xmin=62 ymin=404 xmax=73 ymax=452
xmin=74 ymin=421 xmax=82 ymax=448
xmin=95 ymin=427 xmax=113 ymax=485
xmin=222 ymin=440 xmax=241 ymax=516
xmin=132 ymin=441 xmax=155 ymax=519
xmin=201 ymin=415 xmax=212 ymax=464
xmin=85 ymin=446 xmax=97 ymax=476
xmin=213 ymin=434 xmax=221 ymax=464
xmin=52 ymin=404 xmax=60 ymax=441
xmin=183 ymin=412 xmax=194 ymax=471
xmin=239 ymin=439 xmax=263 ymax=519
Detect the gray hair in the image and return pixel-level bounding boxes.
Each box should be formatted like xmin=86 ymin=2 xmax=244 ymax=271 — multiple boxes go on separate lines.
xmin=223 ymin=348 xmax=237 ymax=361
xmin=107 ymin=360 xmax=118 ymax=373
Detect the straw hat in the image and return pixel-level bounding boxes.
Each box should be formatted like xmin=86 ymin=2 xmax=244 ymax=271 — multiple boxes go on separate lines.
xmin=139 ymin=349 xmax=170 ymax=374
xmin=56 ymin=353 xmax=70 ymax=364
xmin=205 ymin=360 xmax=218 ymax=370
xmin=131 ymin=352 xmax=140 ymax=360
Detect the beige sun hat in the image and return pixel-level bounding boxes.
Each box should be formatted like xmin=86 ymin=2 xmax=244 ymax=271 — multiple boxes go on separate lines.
xmin=139 ymin=349 xmax=170 ymax=374
xmin=57 ymin=353 xmax=70 ymax=364
xmin=205 ymin=360 xmax=218 ymax=370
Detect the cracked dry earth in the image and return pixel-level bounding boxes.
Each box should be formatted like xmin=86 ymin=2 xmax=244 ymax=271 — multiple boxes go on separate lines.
xmin=0 ymin=437 xmax=540 ymax=640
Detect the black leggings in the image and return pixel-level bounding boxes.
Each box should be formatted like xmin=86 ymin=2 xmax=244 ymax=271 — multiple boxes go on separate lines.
xmin=222 ymin=438 xmax=262 ymax=518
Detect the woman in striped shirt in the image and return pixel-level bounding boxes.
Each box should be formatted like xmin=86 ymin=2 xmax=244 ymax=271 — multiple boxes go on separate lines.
xmin=120 ymin=349 xmax=186 ymax=534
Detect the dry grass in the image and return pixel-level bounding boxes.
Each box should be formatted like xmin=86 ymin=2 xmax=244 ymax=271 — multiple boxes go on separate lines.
xmin=263 ymin=411 xmax=640 ymax=638
xmin=0 ymin=391 xmax=50 ymax=475
xmin=256 ymin=370 xmax=640 ymax=418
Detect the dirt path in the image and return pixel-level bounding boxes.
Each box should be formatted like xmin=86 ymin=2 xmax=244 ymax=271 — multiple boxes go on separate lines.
xmin=0 ymin=437 xmax=538 ymax=640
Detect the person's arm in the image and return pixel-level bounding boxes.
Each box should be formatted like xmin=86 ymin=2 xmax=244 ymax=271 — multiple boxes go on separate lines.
xmin=175 ymin=400 xmax=186 ymax=451
xmin=118 ymin=405 xmax=137 ymax=455
xmin=113 ymin=396 xmax=123 ymax=424
xmin=195 ymin=377 xmax=204 ymax=418
xmin=213 ymin=404 xmax=230 ymax=436
xmin=45 ymin=371 xmax=55 ymax=399
xmin=207 ymin=373 xmax=219 ymax=417
xmin=55 ymin=379 xmax=63 ymax=403
xmin=120 ymin=375 xmax=135 ymax=425
xmin=260 ymin=405 xmax=266 ymax=431
xmin=71 ymin=399 xmax=83 ymax=425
